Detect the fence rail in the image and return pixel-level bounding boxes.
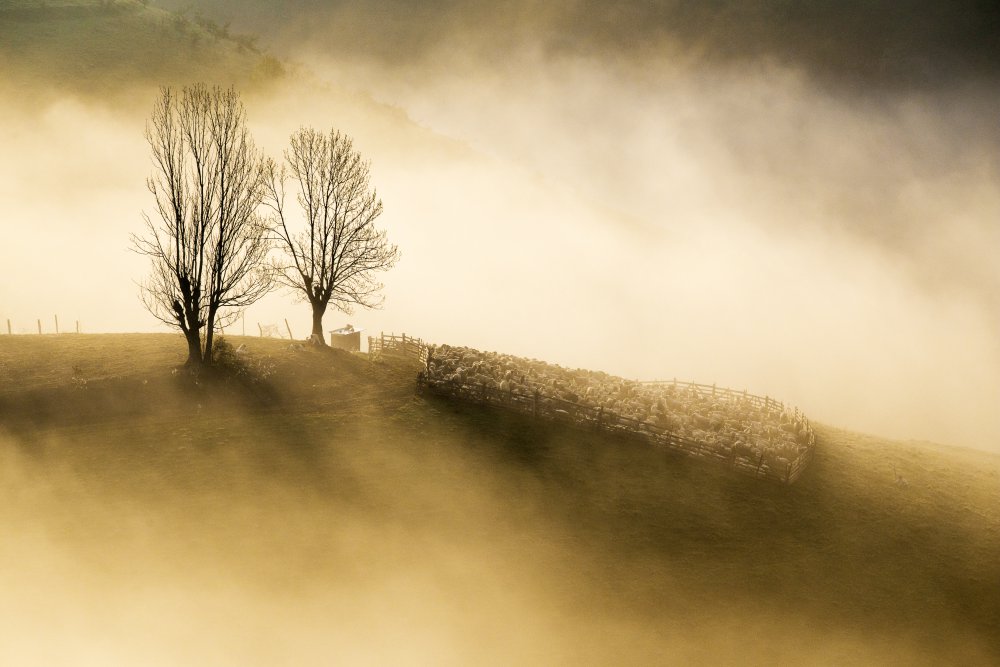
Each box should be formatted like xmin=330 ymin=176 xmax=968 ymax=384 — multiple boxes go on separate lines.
xmin=417 ymin=374 xmax=812 ymax=485
xmin=640 ymin=379 xmax=784 ymax=411
xmin=368 ymin=333 xmax=429 ymax=364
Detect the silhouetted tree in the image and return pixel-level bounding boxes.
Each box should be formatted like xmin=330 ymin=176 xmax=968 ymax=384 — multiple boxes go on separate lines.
xmin=264 ymin=127 xmax=398 ymax=345
xmin=132 ymin=84 xmax=272 ymax=366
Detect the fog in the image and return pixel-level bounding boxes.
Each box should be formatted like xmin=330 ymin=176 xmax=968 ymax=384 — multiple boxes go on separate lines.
xmin=301 ymin=52 xmax=1000 ymax=452
xmin=2 ymin=2 xmax=999 ymax=455
xmin=156 ymin=0 xmax=1000 ymax=87
xmin=1 ymin=415 xmax=992 ymax=666
xmin=3 ymin=5 xmax=1000 ymax=664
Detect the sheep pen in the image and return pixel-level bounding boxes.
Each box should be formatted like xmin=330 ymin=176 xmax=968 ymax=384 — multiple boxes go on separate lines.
xmin=417 ymin=343 xmax=816 ymax=484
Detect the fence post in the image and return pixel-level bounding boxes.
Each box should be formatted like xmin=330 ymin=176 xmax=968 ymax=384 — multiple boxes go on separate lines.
xmin=6 ymin=319 xmax=10 ymax=335
xmin=76 ymin=320 xmax=80 ymax=334
xmin=37 ymin=319 xmax=41 ymax=335
xmin=257 ymin=323 xmax=263 ymax=338
xmin=284 ymin=319 xmax=293 ymax=340
xmin=54 ymin=315 xmax=59 ymax=334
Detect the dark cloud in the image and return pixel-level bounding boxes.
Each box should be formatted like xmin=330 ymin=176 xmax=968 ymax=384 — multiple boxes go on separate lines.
xmin=156 ymin=0 xmax=1000 ymax=88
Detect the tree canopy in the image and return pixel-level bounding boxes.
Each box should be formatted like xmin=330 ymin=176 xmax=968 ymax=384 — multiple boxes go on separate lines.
xmin=264 ymin=127 xmax=398 ymax=344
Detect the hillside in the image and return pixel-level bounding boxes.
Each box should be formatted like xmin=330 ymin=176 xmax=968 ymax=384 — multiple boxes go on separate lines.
xmin=0 ymin=0 xmax=283 ymax=96
xmin=153 ymin=0 xmax=1000 ymax=88
xmin=0 ymin=334 xmax=997 ymax=664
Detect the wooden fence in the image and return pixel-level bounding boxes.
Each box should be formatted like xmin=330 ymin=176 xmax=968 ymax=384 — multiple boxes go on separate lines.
xmin=368 ymin=333 xmax=429 ymax=364
xmin=640 ymin=379 xmax=784 ymax=412
xmin=3 ymin=317 xmax=82 ymax=335
xmin=417 ymin=375 xmax=813 ymax=485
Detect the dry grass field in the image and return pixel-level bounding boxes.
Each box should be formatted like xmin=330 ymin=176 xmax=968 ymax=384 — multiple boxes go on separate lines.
xmin=0 ymin=334 xmax=997 ymax=664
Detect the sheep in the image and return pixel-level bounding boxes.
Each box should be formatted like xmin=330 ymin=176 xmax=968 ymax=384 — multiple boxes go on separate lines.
xmin=419 ymin=342 xmax=814 ymax=479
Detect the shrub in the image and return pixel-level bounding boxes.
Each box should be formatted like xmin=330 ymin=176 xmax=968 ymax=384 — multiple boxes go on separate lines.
xmin=211 ymin=337 xmax=275 ymax=386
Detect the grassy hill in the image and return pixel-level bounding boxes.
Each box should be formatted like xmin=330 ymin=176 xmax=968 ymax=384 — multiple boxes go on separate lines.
xmin=0 ymin=333 xmax=997 ymax=664
xmin=0 ymin=0 xmax=284 ymax=96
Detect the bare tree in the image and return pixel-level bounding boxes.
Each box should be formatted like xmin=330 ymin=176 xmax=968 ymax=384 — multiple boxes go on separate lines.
xmin=264 ymin=127 xmax=399 ymax=345
xmin=132 ymin=84 xmax=272 ymax=366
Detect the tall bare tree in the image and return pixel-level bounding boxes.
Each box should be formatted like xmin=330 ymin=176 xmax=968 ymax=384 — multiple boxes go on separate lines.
xmin=132 ymin=84 xmax=272 ymax=366
xmin=264 ymin=127 xmax=399 ymax=344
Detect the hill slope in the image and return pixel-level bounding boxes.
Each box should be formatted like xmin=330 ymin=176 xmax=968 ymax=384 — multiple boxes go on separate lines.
xmin=0 ymin=334 xmax=997 ymax=664
xmin=0 ymin=0 xmax=283 ymax=96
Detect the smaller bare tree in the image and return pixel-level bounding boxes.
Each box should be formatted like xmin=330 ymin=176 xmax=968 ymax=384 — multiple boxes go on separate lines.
xmin=264 ymin=127 xmax=399 ymax=345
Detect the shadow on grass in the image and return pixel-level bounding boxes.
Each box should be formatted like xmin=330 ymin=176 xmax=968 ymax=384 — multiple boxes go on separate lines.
xmin=412 ymin=392 xmax=1000 ymax=650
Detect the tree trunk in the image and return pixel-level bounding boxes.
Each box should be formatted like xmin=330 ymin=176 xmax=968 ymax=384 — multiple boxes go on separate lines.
xmin=310 ymin=300 xmax=327 ymax=345
xmin=184 ymin=328 xmax=203 ymax=366
xmin=204 ymin=307 xmax=218 ymax=364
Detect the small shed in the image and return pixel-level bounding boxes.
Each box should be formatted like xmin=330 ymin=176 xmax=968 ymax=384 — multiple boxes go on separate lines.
xmin=329 ymin=324 xmax=362 ymax=351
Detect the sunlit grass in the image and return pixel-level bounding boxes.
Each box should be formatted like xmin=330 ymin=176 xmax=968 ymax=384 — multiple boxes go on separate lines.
xmin=0 ymin=333 xmax=997 ymax=663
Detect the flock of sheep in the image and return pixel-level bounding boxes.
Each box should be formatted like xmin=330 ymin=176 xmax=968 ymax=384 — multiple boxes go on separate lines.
xmin=421 ymin=344 xmax=815 ymax=481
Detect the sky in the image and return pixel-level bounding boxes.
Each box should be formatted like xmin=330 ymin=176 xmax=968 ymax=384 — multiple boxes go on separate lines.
xmin=1 ymin=0 xmax=998 ymax=451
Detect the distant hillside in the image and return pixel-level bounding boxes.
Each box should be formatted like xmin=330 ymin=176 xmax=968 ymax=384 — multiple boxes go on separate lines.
xmin=0 ymin=0 xmax=284 ymax=96
xmin=0 ymin=333 xmax=997 ymax=663
xmin=0 ymin=0 xmax=469 ymax=157
xmin=153 ymin=0 xmax=1000 ymax=89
